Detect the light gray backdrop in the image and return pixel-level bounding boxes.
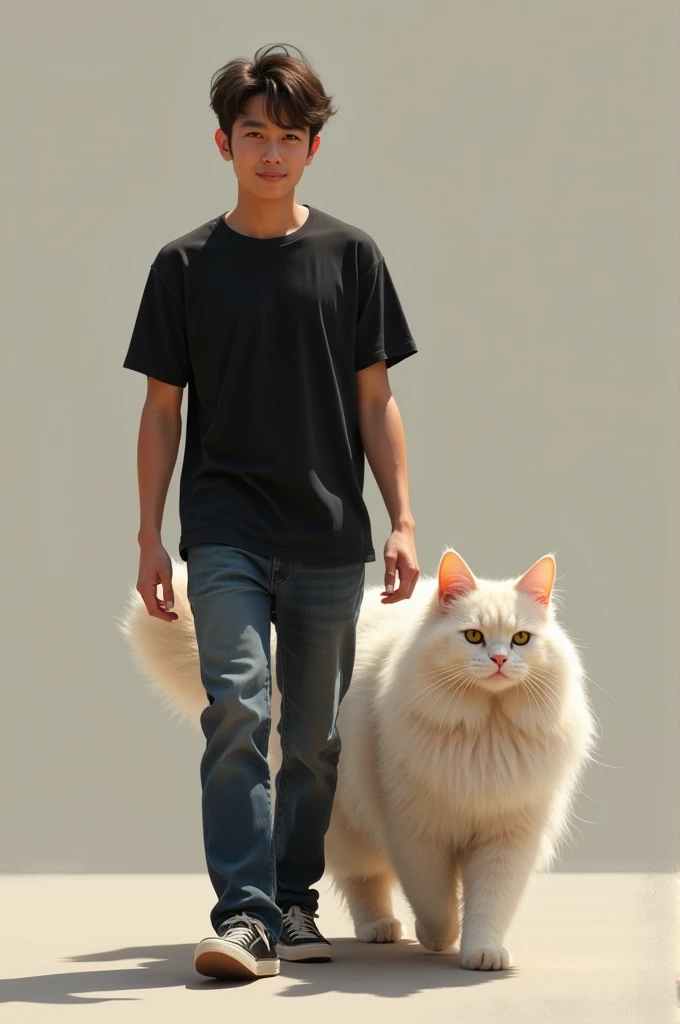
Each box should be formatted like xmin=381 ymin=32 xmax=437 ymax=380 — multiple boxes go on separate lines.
xmin=2 ymin=1 xmax=677 ymax=874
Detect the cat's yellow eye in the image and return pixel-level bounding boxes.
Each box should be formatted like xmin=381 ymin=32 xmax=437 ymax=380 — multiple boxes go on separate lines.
xmin=464 ymin=629 xmax=484 ymax=644
xmin=512 ymin=631 xmax=530 ymax=646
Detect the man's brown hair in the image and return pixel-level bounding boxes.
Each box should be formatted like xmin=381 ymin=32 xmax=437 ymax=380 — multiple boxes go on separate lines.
xmin=209 ymin=43 xmax=337 ymax=153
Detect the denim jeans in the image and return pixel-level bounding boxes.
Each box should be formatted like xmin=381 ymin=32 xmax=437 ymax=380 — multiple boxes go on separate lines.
xmin=185 ymin=542 xmax=366 ymax=941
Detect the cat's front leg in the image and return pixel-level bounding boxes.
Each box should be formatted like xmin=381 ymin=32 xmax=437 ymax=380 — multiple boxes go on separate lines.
xmin=459 ymin=832 xmax=542 ymax=970
xmin=385 ymin=827 xmax=459 ymax=952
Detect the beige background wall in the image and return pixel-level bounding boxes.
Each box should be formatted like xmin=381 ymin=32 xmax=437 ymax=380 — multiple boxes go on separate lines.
xmin=1 ymin=1 xmax=677 ymax=874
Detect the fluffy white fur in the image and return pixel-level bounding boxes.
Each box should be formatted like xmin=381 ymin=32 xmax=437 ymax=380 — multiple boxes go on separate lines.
xmin=118 ymin=548 xmax=596 ymax=970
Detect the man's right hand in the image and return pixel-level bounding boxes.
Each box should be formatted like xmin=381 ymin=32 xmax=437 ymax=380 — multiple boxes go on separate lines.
xmin=136 ymin=540 xmax=179 ymax=622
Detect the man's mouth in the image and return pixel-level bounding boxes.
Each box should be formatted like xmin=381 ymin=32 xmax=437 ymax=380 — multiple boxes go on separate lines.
xmin=257 ymin=172 xmax=286 ymax=180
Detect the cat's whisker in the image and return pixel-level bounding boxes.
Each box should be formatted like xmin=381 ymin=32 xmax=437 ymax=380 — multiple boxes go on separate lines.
xmin=524 ymin=667 xmax=558 ymax=688
xmin=524 ymin=673 xmax=566 ymax=711
xmin=528 ymin=677 xmax=560 ymax=723
xmin=529 ymin=671 xmax=604 ymax=733
xmin=395 ymin=673 xmax=473 ymax=721
xmin=394 ymin=669 xmax=471 ymax=718
xmin=432 ymin=675 xmax=474 ymax=726
xmin=416 ymin=675 xmax=472 ymax=723
xmin=523 ymin=677 xmax=562 ymax=719
xmin=527 ymin=682 xmax=564 ymax=728
xmin=396 ymin=681 xmax=450 ymax=723
xmin=441 ymin=676 xmax=476 ymax=728
xmin=394 ymin=676 xmax=450 ymax=713
xmin=582 ymin=673 xmax=616 ymax=704
xmin=409 ymin=664 xmax=471 ymax=684
xmin=405 ymin=666 xmax=476 ymax=724
xmin=588 ymin=756 xmax=622 ymax=770
xmin=518 ymin=680 xmax=549 ymax=732
xmin=403 ymin=664 xmax=473 ymax=685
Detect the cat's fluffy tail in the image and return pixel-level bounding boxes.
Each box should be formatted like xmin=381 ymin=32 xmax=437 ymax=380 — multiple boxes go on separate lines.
xmin=116 ymin=559 xmax=206 ymax=729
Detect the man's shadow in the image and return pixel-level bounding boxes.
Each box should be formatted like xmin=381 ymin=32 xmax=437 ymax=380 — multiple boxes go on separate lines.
xmin=2 ymin=937 xmax=514 ymax=1005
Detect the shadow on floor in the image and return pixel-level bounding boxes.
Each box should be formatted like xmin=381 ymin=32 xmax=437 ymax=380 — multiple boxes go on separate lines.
xmin=3 ymin=937 xmax=515 ymax=1004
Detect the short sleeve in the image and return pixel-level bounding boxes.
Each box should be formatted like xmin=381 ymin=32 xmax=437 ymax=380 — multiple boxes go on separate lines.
xmin=354 ymin=257 xmax=418 ymax=372
xmin=122 ymin=262 xmax=191 ymax=387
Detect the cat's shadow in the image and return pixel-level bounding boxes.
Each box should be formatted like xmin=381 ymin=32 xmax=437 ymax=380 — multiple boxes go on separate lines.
xmin=3 ymin=938 xmax=515 ymax=1005
xmin=264 ymin=938 xmax=516 ymax=998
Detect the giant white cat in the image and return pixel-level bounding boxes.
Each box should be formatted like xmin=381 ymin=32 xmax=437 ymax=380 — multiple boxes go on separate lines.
xmin=119 ymin=548 xmax=596 ymax=970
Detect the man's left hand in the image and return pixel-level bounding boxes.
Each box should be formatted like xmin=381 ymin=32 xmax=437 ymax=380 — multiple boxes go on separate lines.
xmin=381 ymin=526 xmax=420 ymax=603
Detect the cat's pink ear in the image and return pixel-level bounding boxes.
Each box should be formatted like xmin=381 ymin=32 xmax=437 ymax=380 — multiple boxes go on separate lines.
xmin=438 ymin=550 xmax=477 ymax=608
xmin=514 ymin=555 xmax=556 ymax=608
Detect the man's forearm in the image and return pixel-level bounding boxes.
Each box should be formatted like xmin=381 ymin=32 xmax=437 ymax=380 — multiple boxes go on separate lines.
xmin=136 ymin=405 xmax=182 ymax=545
xmin=358 ymin=395 xmax=415 ymax=530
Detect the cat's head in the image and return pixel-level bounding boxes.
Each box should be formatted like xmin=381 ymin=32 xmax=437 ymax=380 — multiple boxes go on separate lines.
xmin=426 ymin=549 xmax=561 ymax=697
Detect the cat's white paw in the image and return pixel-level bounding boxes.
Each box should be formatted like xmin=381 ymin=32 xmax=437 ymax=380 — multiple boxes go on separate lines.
xmin=460 ymin=943 xmax=512 ymax=970
xmin=416 ymin=919 xmax=459 ymax=953
xmin=356 ymin=916 xmax=404 ymax=943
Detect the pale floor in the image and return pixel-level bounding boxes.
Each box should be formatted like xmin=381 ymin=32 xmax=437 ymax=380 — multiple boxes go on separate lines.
xmin=2 ymin=872 xmax=677 ymax=1023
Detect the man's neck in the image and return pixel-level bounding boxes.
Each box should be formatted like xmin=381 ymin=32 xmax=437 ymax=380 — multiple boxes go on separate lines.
xmin=223 ymin=192 xmax=309 ymax=239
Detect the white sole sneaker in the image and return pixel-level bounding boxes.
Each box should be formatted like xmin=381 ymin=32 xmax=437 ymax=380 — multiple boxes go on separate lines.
xmin=194 ymin=936 xmax=280 ymax=979
xmin=275 ymin=941 xmax=333 ymax=962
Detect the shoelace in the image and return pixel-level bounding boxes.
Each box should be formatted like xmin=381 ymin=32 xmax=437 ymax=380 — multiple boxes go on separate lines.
xmin=221 ymin=912 xmax=272 ymax=949
xmin=283 ymin=906 xmax=322 ymax=941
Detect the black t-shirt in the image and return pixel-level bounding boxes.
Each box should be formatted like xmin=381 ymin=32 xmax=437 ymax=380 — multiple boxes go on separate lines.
xmin=123 ymin=204 xmax=417 ymax=564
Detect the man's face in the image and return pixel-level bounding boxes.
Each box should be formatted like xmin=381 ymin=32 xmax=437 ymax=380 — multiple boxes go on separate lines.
xmin=217 ymin=93 xmax=320 ymax=196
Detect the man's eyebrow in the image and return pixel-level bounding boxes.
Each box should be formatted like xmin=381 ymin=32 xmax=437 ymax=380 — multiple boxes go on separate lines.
xmin=237 ymin=118 xmax=304 ymax=131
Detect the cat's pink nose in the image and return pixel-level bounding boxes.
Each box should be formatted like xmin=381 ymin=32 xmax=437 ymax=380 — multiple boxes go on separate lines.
xmin=491 ymin=653 xmax=507 ymax=667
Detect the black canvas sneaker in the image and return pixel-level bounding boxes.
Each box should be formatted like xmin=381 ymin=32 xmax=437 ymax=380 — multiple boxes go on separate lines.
xmin=275 ymin=905 xmax=333 ymax=962
xmin=194 ymin=912 xmax=280 ymax=979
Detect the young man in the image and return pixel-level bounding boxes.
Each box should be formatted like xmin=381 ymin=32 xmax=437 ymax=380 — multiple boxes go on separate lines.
xmin=123 ymin=43 xmax=419 ymax=981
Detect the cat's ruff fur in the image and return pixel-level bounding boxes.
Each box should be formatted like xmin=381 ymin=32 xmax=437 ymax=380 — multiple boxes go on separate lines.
xmin=118 ymin=548 xmax=596 ymax=970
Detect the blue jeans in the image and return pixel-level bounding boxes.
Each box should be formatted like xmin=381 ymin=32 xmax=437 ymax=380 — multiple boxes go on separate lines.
xmin=185 ymin=542 xmax=365 ymax=941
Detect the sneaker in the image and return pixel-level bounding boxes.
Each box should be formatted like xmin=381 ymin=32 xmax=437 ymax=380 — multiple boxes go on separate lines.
xmin=275 ymin=905 xmax=333 ymax=962
xmin=194 ymin=912 xmax=280 ymax=979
